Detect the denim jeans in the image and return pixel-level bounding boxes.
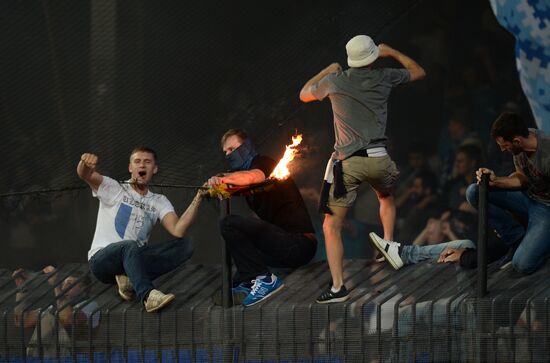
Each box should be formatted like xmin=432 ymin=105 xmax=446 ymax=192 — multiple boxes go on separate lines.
xmin=400 ymin=240 xmax=476 ymax=265
xmin=219 ymin=215 xmax=317 ymax=284
xmin=466 ymin=183 xmax=550 ymax=274
xmin=89 ymin=238 xmax=193 ymax=302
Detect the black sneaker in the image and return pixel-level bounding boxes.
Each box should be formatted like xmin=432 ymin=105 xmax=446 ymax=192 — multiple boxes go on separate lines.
xmin=316 ymin=285 xmax=350 ymax=304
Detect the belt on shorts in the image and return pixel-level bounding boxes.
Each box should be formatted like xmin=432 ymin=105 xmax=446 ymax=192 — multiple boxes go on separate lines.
xmin=318 ymin=147 xmax=388 ymax=215
xmin=350 ymin=147 xmax=387 ymax=158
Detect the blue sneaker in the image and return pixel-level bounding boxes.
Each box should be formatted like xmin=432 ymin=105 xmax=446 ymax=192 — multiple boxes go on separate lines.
xmin=232 ymin=282 xmax=252 ymax=305
xmin=233 ymin=282 xmax=252 ymax=294
xmin=243 ymin=273 xmax=284 ymax=306
xmin=212 ymin=282 xmax=251 ymax=306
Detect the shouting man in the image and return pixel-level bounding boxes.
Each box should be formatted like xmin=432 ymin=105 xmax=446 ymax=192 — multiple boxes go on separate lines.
xmin=78 ymin=147 xmax=204 ymax=312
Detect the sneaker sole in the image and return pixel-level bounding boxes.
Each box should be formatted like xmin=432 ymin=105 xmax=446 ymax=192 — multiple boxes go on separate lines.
xmin=115 ymin=276 xmax=135 ymax=301
xmin=368 ymin=232 xmax=401 ymax=270
xmin=243 ymin=284 xmax=284 ymax=307
xmin=146 ymin=294 xmax=175 ymax=313
xmin=118 ymin=288 xmax=135 ymax=301
xmin=316 ymin=294 xmax=350 ymax=304
xmin=499 ymin=260 xmax=513 ymax=270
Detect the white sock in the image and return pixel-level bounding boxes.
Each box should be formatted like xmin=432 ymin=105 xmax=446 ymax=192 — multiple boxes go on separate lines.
xmin=331 ymin=286 xmax=341 ymax=293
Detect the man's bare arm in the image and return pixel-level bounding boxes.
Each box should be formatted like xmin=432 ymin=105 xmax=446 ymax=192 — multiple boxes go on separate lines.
xmin=476 ymin=167 xmax=528 ymax=189
xmin=161 ymin=190 xmax=206 ymax=238
xmin=77 ymin=153 xmax=103 ymax=190
xmin=208 ymin=169 xmax=266 ymax=187
xmin=378 ymin=44 xmax=426 ymax=81
xmin=299 ymin=63 xmax=342 ymax=103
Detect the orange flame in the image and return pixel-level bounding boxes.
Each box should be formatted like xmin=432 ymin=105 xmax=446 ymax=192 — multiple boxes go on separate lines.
xmin=269 ymin=134 xmax=303 ymax=180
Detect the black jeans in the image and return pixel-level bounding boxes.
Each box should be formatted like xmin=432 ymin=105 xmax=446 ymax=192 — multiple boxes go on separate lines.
xmin=89 ymin=238 xmax=193 ymax=302
xmin=219 ymin=215 xmax=317 ymax=284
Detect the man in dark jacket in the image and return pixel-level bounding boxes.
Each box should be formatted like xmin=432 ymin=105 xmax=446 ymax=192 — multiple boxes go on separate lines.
xmin=208 ymin=129 xmax=317 ymax=306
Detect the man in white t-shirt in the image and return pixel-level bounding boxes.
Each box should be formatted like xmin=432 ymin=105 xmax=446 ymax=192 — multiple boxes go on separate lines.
xmin=77 ymin=146 xmax=205 ymax=312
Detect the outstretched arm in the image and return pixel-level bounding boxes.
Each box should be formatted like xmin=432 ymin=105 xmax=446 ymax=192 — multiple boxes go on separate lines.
xmin=476 ymin=167 xmax=528 ymax=189
xmin=207 ymin=169 xmax=266 ymax=187
xmin=161 ymin=190 xmax=207 ymax=238
xmin=378 ymin=44 xmax=426 ymax=81
xmin=77 ymin=153 xmax=103 ymax=191
xmin=299 ymin=63 xmax=342 ymax=102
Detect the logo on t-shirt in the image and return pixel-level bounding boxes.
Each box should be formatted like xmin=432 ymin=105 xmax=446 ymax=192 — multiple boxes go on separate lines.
xmin=114 ymin=201 xmax=156 ymax=242
xmin=122 ymin=195 xmax=158 ymax=213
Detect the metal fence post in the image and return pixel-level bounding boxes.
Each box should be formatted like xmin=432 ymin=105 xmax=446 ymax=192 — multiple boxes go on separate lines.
xmin=477 ymin=173 xmax=489 ymax=298
xmin=477 ymin=173 xmax=489 ymax=362
xmin=220 ymin=198 xmax=232 ymax=308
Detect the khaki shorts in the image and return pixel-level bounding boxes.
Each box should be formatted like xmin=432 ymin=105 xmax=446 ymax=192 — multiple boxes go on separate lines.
xmin=328 ymin=154 xmax=399 ymax=208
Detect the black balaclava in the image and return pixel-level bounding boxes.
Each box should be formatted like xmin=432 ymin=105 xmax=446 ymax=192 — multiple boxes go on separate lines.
xmin=226 ymin=138 xmax=257 ymax=171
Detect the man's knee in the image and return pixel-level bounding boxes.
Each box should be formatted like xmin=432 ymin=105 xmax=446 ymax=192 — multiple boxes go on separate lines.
xmin=465 ymin=183 xmax=479 ymax=207
xmin=512 ymin=254 xmax=538 ymax=275
xmin=323 ymin=215 xmax=343 ymax=236
xmin=219 ymin=215 xmax=249 ymax=245
xmin=174 ymin=238 xmax=194 ymax=260
xmin=219 ymin=215 xmax=243 ymax=232
xmin=120 ymin=240 xmax=140 ymax=255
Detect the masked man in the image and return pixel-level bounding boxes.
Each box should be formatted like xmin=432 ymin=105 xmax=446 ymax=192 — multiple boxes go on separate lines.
xmin=208 ymin=129 xmax=317 ymax=306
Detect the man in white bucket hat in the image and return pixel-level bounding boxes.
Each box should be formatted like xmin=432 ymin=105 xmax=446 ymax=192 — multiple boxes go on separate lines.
xmin=300 ymin=35 xmax=425 ymax=303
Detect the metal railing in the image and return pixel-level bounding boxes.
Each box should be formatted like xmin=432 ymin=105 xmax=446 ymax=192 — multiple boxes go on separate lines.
xmin=3 ymin=178 xmax=550 ymax=361
xmin=477 ymin=173 xmax=489 ymax=298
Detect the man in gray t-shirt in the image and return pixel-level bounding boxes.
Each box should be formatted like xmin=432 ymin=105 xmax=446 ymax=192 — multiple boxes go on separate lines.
xmin=467 ymin=112 xmax=550 ymax=275
xmin=300 ymin=35 xmax=425 ymax=303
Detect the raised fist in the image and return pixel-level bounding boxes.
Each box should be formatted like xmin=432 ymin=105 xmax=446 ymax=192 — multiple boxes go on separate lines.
xmin=80 ymin=153 xmax=98 ymax=170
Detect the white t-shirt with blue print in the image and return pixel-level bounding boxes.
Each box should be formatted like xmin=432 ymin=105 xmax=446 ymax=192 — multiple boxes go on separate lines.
xmin=87 ymin=176 xmax=175 ymax=260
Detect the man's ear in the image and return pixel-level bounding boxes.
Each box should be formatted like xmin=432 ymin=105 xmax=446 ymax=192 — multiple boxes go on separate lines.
xmin=512 ymin=136 xmax=522 ymax=145
xmin=128 ymin=163 xmax=132 ymax=173
xmin=153 ymin=165 xmax=158 ymax=175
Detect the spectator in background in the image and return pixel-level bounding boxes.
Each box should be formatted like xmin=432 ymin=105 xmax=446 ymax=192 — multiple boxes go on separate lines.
xmin=396 ymin=170 xmax=441 ymax=241
xmin=13 ymin=266 xmax=100 ymax=357
xmin=411 ymin=211 xmax=473 ymax=246
xmin=408 ymin=144 xmax=481 ymax=246
xmin=442 ymin=144 xmax=481 ymax=216
xmin=437 ymin=111 xmax=483 ymax=184
xmin=395 ymin=143 xmax=432 ymax=196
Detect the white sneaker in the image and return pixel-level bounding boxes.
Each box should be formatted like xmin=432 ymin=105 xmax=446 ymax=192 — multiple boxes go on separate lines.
xmin=144 ymin=289 xmax=175 ymax=313
xmin=368 ymin=232 xmax=404 ymax=270
xmin=115 ymin=274 xmax=135 ymax=301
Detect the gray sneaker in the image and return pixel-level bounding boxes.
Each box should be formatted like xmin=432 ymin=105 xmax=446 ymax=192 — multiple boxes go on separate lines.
xmin=144 ymin=289 xmax=175 ymax=313
xmin=368 ymin=232 xmax=404 ymax=270
xmin=115 ymin=274 xmax=135 ymax=301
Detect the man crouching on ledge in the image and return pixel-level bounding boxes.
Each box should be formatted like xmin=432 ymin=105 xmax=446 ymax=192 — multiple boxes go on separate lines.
xmin=208 ymin=129 xmax=317 ymax=306
xmin=78 ymin=146 xmax=205 ymax=312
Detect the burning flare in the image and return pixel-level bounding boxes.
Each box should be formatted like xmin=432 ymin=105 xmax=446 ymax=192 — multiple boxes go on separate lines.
xmin=270 ymin=134 xmax=303 ymax=180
